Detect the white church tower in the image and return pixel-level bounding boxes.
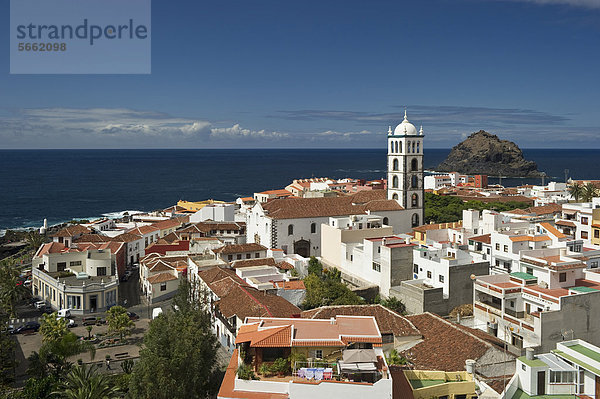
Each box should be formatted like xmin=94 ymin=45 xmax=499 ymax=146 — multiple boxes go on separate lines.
xmin=387 ymin=110 xmax=424 ymax=227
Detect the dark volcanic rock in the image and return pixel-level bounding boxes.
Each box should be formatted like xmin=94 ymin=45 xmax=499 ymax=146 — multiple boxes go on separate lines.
xmin=437 ymin=130 xmax=543 ymax=177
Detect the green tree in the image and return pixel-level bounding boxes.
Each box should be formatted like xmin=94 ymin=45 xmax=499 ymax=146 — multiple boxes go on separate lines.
xmin=24 ymin=231 xmax=46 ymax=252
xmin=0 ymin=261 xmax=27 ymax=318
xmin=9 ymin=375 xmax=58 ymax=399
xmin=386 ymin=349 xmax=408 ymax=366
xmin=307 ymin=256 xmax=323 ymax=276
xmin=582 ymin=183 xmax=599 ymax=202
xmin=129 ymin=281 xmax=222 ymax=398
xmin=380 ymin=296 xmax=406 ymax=315
xmin=106 ymin=305 xmax=134 ymax=341
xmin=302 ymin=260 xmax=364 ymax=309
xmin=0 ymin=313 xmax=16 ymax=389
xmin=568 ymin=182 xmax=584 ymax=202
xmin=54 ymin=364 xmax=120 ymax=399
xmin=40 ymin=312 xmax=68 ymax=342
xmin=28 ymin=332 xmax=96 ymax=380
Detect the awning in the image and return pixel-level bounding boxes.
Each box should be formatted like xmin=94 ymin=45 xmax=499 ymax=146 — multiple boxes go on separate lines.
xmin=339 ymin=362 xmax=377 ymax=372
xmin=342 ymin=349 xmax=377 ymax=363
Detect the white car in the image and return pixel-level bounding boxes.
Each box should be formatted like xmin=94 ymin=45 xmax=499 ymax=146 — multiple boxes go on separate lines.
xmin=57 ymin=317 xmax=76 ymax=328
xmin=34 ymin=301 xmax=46 ymax=310
xmin=152 ymin=307 xmax=163 ymax=319
xmin=57 ymin=309 xmax=71 ymax=318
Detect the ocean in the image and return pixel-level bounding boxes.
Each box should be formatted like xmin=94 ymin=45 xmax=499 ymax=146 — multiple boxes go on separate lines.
xmin=0 ymin=148 xmax=598 ymax=233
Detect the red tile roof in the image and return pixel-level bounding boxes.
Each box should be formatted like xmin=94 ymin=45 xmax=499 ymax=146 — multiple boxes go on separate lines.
xmin=51 ymin=225 xmax=92 ymax=238
xmin=470 ymin=234 xmax=491 ymax=244
xmin=35 ymin=242 xmax=67 ymax=258
xmin=151 ymin=218 xmax=182 ymax=230
xmin=273 ymin=280 xmax=306 ymax=290
xmin=213 ymin=243 xmax=267 ymax=254
xmin=146 ymin=272 xmax=178 ymax=284
xmin=402 ymin=313 xmax=506 ymax=371
xmin=301 ymin=305 xmax=420 ymax=337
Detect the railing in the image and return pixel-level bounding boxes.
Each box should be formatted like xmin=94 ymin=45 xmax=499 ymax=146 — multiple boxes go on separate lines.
xmin=475 ymin=300 xmax=502 ymax=316
xmin=504 ymin=308 xmax=525 ymax=319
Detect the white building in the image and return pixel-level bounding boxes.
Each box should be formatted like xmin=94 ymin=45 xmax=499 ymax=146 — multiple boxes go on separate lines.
xmin=504 ymin=340 xmax=600 ymax=398
xmin=189 ymin=203 xmax=235 ymax=223
xmin=556 ymin=198 xmax=600 ymax=245
xmin=387 ymin=111 xmax=424 ymax=228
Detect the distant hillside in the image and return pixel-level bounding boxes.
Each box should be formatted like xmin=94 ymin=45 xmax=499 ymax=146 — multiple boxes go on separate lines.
xmin=437 ymin=130 xmax=543 ymax=177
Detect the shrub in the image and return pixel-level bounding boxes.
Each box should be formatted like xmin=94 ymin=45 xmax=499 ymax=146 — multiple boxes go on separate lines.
xmin=270 ymin=357 xmax=290 ymax=375
xmin=288 ymin=352 xmax=307 ymax=370
xmin=259 ymin=363 xmax=271 ymax=376
xmin=237 ymin=363 xmax=257 ymax=380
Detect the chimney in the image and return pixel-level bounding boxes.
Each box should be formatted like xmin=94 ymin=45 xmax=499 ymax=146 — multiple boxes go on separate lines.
xmin=465 ymin=359 xmax=476 ymax=374
xmin=526 ymin=347 xmax=535 ymax=361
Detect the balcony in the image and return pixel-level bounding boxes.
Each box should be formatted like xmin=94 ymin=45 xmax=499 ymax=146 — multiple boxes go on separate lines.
xmin=475 ymin=300 xmax=502 ymax=316
xmin=504 ymin=308 xmax=525 ymax=319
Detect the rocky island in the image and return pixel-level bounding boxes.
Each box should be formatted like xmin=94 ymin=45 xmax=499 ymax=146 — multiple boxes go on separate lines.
xmin=436 ymin=130 xmax=543 ymax=177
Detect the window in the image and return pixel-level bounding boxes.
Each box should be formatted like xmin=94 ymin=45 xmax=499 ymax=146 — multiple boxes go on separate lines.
xmin=439 ymin=275 xmax=444 ymax=283
xmin=393 ymin=158 xmax=399 ymax=171
xmin=522 ymin=364 xmax=527 ymax=371
xmin=427 ymin=271 xmax=432 ymax=279
xmin=581 ymin=217 xmax=588 ymax=224
xmin=495 ymin=259 xmax=500 ymax=266
xmin=591 ymin=261 xmax=598 ymax=269
xmin=97 ymin=267 xmax=106 ymax=276
xmin=236 ymin=254 xmax=242 ymax=260
xmin=411 ymin=175 xmax=418 ymax=188
xmin=496 ymin=243 xmax=500 ymax=251
xmin=510 ymin=300 xmax=515 ymax=307
xmin=372 ymin=262 xmax=381 ymax=272
xmin=57 ymin=262 xmax=67 ymax=272
xmin=559 ymin=272 xmax=567 ymax=282
xmin=246 ymin=254 xmax=251 ymax=259
xmin=411 ymin=213 xmax=419 ymax=228
xmin=288 ymin=224 xmax=294 ymax=235
xmin=160 ymin=283 xmax=167 ymax=291
xmin=392 ymin=175 xmax=398 ymax=188
xmin=582 ymin=231 xmax=588 ymax=239
xmin=411 ymin=158 xmax=418 ymax=171
xmin=255 ymin=252 xmax=260 ymax=258
xmin=392 ymin=193 xmax=398 ymax=200
xmin=504 ymin=245 xmax=509 ymax=252
xmin=526 ymin=267 xmax=533 ymax=275
xmin=595 ymin=230 xmax=600 ymax=239
xmin=413 ymin=264 xmax=418 ymax=273
xmin=311 ymin=223 xmax=316 ymax=234
xmin=228 ymin=255 xmax=233 ymax=261
xmin=383 ymin=217 xmax=389 ymax=225
xmin=411 ymin=193 xmax=419 ymax=207
xmin=377 ymin=246 xmax=381 ymax=254
xmin=69 ymin=261 xmax=82 ymax=266
xmin=550 ymin=370 xmax=574 ymax=384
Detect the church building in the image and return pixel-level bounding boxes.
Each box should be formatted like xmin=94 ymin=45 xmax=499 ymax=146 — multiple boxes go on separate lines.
xmin=245 ymin=113 xmax=425 ymax=257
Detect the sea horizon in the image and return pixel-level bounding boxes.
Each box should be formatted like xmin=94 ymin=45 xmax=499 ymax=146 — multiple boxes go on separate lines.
xmin=1 ymin=148 xmax=597 ymax=233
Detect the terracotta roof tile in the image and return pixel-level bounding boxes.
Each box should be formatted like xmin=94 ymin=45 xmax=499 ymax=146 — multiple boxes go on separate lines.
xmin=213 ymin=243 xmax=267 ymax=254
xmin=402 ymin=313 xmax=502 ymax=371
xmin=51 ymin=225 xmax=92 ymax=238
xmin=301 ymin=305 xmax=420 ymax=337
xmin=470 ymin=234 xmax=491 ymax=244
xmin=146 ymin=272 xmax=178 ymax=284
xmin=231 ymin=257 xmax=277 ymax=269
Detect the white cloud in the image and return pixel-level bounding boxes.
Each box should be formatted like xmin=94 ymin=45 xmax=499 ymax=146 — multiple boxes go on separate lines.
xmin=210 ymin=124 xmax=289 ymax=139
xmin=0 ymin=107 xmax=287 ymax=148
xmin=315 ymin=130 xmax=373 ymax=141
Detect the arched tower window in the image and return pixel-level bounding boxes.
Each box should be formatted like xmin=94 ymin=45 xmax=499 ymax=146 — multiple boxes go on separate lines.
xmin=412 ymin=213 xmax=420 ymax=227
xmin=416 ymin=142 xmax=420 ymax=153
xmin=390 ymin=142 xmax=394 ymax=153
xmin=392 ymin=193 xmax=399 ymax=200
xmin=412 ymin=142 xmax=416 ymax=153
xmin=411 ymin=193 xmax=419 ymax=207
xmin=383 ymin=217 xmax=389 ymax=225
xmin=392 ymin=175 xmax=399 ymax=188
xmin=393 ymin=158 xmax=399 ymax=171
xmin=399 ymin=141 xmax=402 ymax=153
xmin=310 ymin=223 xmax=316 ymax=234
xmin=288 ymin=224 xmax=294 ymax=235
xmin=395 ymin=141 xmax=399 ymax=153
xmin=411 ymin=158 xmax=418 ymax=171
xmin=411 ymin=175 xmax=418 ymax=188
xmin=407 ymin=141 xmax=411 ymax=153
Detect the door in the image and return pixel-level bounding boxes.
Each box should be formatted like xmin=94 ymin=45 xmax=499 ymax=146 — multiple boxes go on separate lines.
xmin=90 ymin=295 xmax=97 ymax=312
xmin=538 ymin=371 xmax=546 ymax=395
xmin=294 ymin=239 xmax=310 ymax=258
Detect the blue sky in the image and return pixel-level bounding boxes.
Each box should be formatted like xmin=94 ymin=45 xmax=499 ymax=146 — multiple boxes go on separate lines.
xmin=1 ymin=0 xmax=599 ymax=149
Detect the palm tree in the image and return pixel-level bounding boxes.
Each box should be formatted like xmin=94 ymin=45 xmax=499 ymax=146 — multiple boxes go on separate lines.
xmin=36 ymin=332 xmax=97 ymax=377
xmin=25 ymin=230 xmax=46 ymax=251
xmin=106 ymin=305 xmax=134 ymax=341
xmin=582 ymin=183 xmax=599 ymax=202
xmin=0 ymin=262 xmax=27 ymax=318
xmin=40 ymin=312 xmax=68 ymax=342
xmin=568 ymin=182 xmax=584 ymax=202
xmin=54 ymin=364 xmax=120 ymax=399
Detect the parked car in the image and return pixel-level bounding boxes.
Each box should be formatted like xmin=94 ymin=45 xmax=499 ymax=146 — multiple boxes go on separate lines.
xmin=57 ymin=309 xmax=71 ymax=318
xmin=42 ymin=305 xmax=53 ymax=314
xmin=2 ymin=325 xmax=15 ymax=334
xmin=152 ymin=307 xmax=163 ymax=319
xmin=127 ymin=312 xmax=139 ymax=321
xmin=34 ymin=301 xmax=46 ymax=310
xmin=82 ymin=317 xmax=99 ymax=326
xmin=13 ymin=322 xmax=40 ymax=334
